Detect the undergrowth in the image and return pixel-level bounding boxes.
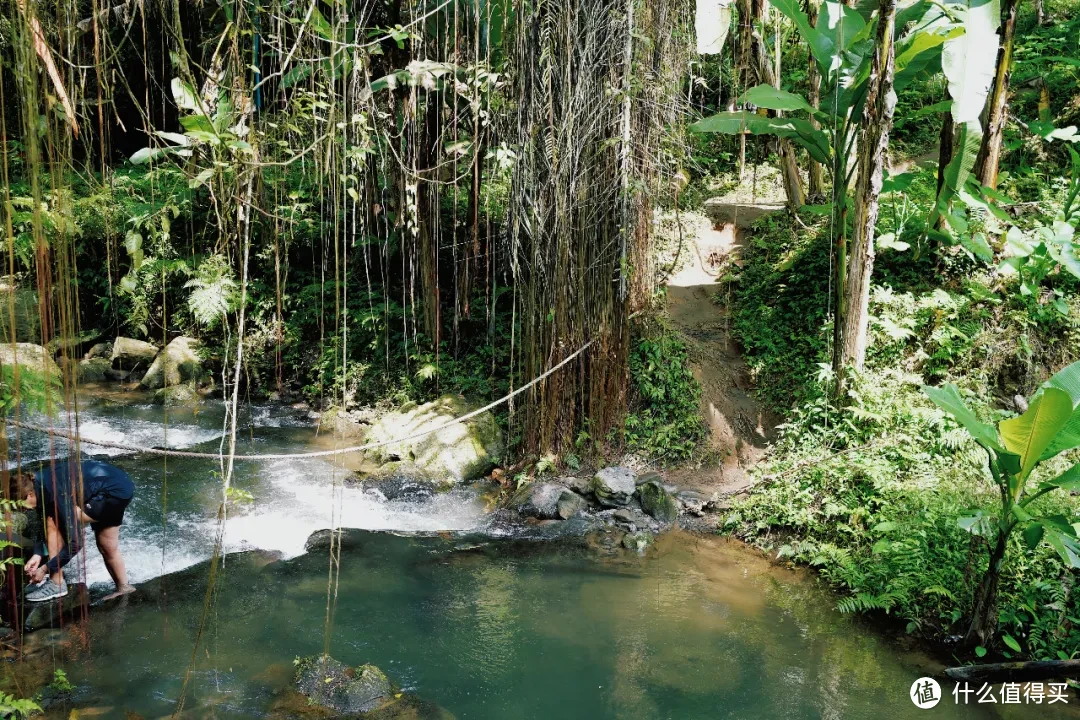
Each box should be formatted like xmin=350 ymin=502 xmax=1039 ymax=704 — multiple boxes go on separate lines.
xmin=722 ymin=164 xmax=1080 ymax=661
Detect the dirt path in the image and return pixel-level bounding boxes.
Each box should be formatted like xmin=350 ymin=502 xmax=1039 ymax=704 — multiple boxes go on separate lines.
xmin=664 ymin=204 xmax=781 ymax=497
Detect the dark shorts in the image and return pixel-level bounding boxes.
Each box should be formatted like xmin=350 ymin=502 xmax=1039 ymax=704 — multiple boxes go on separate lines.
xmin=85 ymin=493 xmax=131 ymax=531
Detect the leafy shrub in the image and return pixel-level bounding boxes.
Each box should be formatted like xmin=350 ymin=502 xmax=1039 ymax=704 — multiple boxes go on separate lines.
xmin=622 ymin=331 xmax=705 ymax=461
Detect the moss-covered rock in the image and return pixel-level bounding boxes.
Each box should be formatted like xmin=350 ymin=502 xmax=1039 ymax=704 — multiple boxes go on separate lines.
xmin=141 ymin=336 xmax=203 ymax=390
xmin=76 ymin=357 xmax=111 ymax=383
xmin=636 ymin=481 xmax=678 ymax=524
xmin=152 ymin=383 xmax=201 ymax=407
xmin=293 ymin=655 xmax=394 ymax=715
xmin=363 ymin=395 xmax=503 ymax=484
xmin=622 ymin=530 xmax=654 ymax=552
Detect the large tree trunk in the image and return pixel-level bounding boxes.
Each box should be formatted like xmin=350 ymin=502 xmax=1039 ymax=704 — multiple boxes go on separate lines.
xmin=966 ymin=531 xmax=1008 ymax=646
xmin=738 ymin=0 xmax=805 ymax=208
xmin=806 ymin=0 xmax=826 ymax=200
xmin=974 ymin=0 xmax=1018 ymax=189
xmin=836 ymin=0 xmax=897 ymax=376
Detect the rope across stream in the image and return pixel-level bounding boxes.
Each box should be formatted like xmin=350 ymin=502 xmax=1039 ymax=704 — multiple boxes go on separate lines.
xmin=6 ymin=338 xmax=596 ymax=461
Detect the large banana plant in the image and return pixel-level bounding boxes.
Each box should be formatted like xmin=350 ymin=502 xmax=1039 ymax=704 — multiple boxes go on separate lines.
xmin=929 ymin=0 xmax=1004 ymax=234
xmin=923 ymin=360 xmax=1080 ymax=645
xmin=692 ymin=0 xmax=957 ymax=215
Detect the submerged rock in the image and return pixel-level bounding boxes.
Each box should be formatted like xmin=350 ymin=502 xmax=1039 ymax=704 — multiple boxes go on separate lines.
xmin=637 ymin=481 xmax=678 ymax=524
xmin=141 ymin=336 xmax=203 ymax=390
xmin=589 ymin=467 xmax=636 ymax=507
xmin=622 ymin=530 xmax=654 ymax=552
xmin=363 ymin=395 xmax=503 ymax=484
xmin=293 ymin=655 xmax=394 ymax=715
xmin=511 ymin=482 xmax=589 ymax=520
xmin=110 ymin=337 xmax=157 ymax=372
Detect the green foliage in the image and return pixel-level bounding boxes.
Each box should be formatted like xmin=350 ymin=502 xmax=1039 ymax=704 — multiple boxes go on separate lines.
xmin=0 ymin=364 xmax=59 ymax=416
xmin=725 ymin=144 xmax=1080 ymax=658
xmin=0 ymin=692 xmax=39 ymax=719
xmin=925 ymin=362 xmax=1080 ymax=576
xmin=49 ymin=669 xmax=73 ymax=694
xmin=185 ymin=254 xmax=238 ymax=328
xmin=725 ymin=211 xmax=832 ymax=410
xmin=622 ymin=332 xmax=706 ymax=462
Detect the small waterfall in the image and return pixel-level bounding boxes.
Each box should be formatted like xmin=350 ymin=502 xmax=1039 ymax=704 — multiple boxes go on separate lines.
xmin=13 ymin=399 xmax=489 ymax=589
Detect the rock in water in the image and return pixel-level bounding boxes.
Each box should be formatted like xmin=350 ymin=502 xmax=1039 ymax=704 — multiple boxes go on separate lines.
xmin=110 ymin=337 xmax=158 ymax=372
xmin=637 ymin=481 xmax=678 ymax=524
xmin=363 ymin=395 xmax=503 ymax=484
xmin=511 ymin=482 xmax=589 ymax=520
xmin=0 ymin=343 xmax=61 ymax=381
xmin=622 ymin=530 xmax=654 ymax=552
xmin=589 ymin=467 xmax=636 ymax=507
xmin=294 ymin=655 xmax=394 ymax=715
xmin=511 ymin=482 xmax=563 ymax=519
xmin=153 ymin=384 xmax=201 ymax=407
xmin=24 ymin=584 xmax=88 ymax=632
xmin=140 ymin=336 xmax=203 ymax=390
xmin=75 ymin=357 xmax=111 ymax=383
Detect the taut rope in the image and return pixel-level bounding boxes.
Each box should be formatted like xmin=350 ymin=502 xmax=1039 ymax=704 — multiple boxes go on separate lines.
xmin=7 ymin=335 xmax=599 ymax=461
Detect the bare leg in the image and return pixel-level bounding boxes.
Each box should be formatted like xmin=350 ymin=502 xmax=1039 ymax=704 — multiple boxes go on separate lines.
xmin=45 ymin=516 xmax=64 ymax=587
xmin=94 ymin=526 xmax=132 ymax=596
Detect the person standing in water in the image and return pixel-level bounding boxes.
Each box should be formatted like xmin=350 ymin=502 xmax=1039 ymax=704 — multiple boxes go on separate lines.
xmin=15 ymin=459 xmax=136 ymax=602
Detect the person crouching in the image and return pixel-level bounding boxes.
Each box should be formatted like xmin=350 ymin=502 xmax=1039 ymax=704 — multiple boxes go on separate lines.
xmin=15 ymin=459 xmax=136 ymax=602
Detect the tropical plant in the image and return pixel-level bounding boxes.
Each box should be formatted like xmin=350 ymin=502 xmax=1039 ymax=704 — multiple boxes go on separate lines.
xmin=0 ymin=691 xmax=39 ymax=719
xmin=996 ymin=147 xmax=1080 ymax=322
xmin=186 ymin=254 xmax=238 ymax=328
xmin=923 ymin=360 xmax=1080 ymax=645
xmin=691 ymin=0 xmax=963 ymax=381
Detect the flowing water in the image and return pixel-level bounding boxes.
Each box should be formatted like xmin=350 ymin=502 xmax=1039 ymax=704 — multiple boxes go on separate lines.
xmin=9 ymin=394 xmax=1078 ymax=719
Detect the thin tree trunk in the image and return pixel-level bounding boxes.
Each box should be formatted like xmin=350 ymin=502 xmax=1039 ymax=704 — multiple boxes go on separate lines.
xmin=974 ymin=0 xmax=1018 ymax=190
xmin=966 ymin=531 xmax=1008 ymax=646
xmin=837 ymin=0 xmax=897 ymax=376
xmin=935 ymin=108 xmax=954 ymax=199
xmin=806 ymin=0 xmax=825 ymax=200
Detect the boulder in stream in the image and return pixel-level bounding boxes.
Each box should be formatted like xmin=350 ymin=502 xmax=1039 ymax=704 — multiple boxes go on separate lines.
xmin=363 ymin=395 xmax=503 ymax=484
xmin=589 ymin=466 xmax=636 ymax=507
xmin=140 ymin=336 xmax=203 ymax=390
xmin=110 ymin=337 xmax=158 ymax=372
xmin=622 ymin=530 xmax=654 ymax=552
xmin=76 ymin=357 xmax=111 ymax=383
xmin=152 ymin=383 xmax=201 ymax=407
xmin=511 ymin=482 xmax=588 ymax=520
xmin=290 ymin=655 xmax=456 ymax=719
